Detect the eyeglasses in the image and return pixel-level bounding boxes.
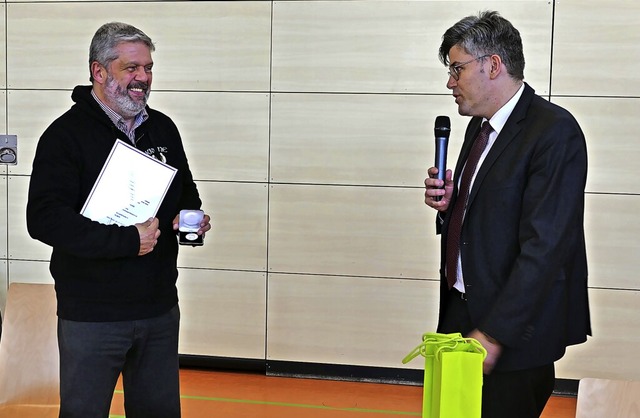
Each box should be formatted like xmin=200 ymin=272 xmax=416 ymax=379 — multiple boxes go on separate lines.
xmin=447 ymin=54 xmax=491 ymax=81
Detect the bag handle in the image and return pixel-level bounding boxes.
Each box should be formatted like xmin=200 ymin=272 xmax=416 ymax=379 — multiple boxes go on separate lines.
xmin=402 ymin=332 xmax=460 ymax=364
xmin=434 ymin=338 xmax=487 ymax=361
xmin=402 ymin=332 xmax=487 ymax=364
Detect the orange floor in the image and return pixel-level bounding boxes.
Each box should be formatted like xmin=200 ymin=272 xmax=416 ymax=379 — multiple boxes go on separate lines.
xmin=109 ymin=368 xmax=576 ymax=418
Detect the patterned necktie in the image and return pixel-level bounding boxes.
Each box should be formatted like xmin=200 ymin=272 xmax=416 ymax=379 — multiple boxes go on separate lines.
xmin=445 ymin=121 xmax=493 ymax=289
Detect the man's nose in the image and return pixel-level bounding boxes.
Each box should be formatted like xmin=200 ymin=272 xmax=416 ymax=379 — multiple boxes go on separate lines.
xmin=134 ymin=66 xmax=150 ymax=80
xmin=446 ymin=74 xmax=456 ymax=90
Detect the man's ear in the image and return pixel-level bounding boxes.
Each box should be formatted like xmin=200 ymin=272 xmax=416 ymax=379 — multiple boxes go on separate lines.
xmin=489 ymin=54 xmax=503 ymax=79
xmin=91 ymin=62 xmax=106 ymax=84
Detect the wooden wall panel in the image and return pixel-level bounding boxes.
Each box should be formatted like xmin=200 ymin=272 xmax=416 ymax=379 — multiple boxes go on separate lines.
xmin=0 ymin=161 xmax=6 ymax=309
xmin=177 ymin=269 xmax=266 ymax=359
xmin=0 ymin=92 xmax=6 ymax=263
xmin=0 ymin=90 xmax=6 ymax=177
xmin=143 ymin=1 xmax=272 ymax=92
xmin=7 ymin=2 xmax=271 ymax=91
xmin=270 ymin=93 xmax=470 ymax=187
xmin=7 ymin=260 xmax=53 ymax=286
xmin=0 ymin=90 xmax=5 ymax=132
xmin=552 ymin=97 xmax=640 ymax=195
xmin=268 ymin=184 xmax=437 ymax=279
xmin=150 ymin=92 xmax=270 ymax=182
xmin=553 ymin=0 xmax=640 ymax=97
xmin=7 ymin=90 xmax=73 ymax=176
xmin=556 ymin=288 xmax=640 ymax=380
xmin=584 ymin=194 xmax=640 ymax=291
xmin=177 ymin=182 xmax=268 ymax=272
xmin=8 ymin=3 xmax=101 ymax=89
xmin=0 ymin=8 xmax=5 ymax=90
xmin=0 ymin=262 xmax=6 ymax=318
xmin=272 ymin=1 xmax=552 ymax=94
xmin=267 ymin=273 xmax=438 ymax=368
xmin=0 ymin=179 xmax=7 ymax=259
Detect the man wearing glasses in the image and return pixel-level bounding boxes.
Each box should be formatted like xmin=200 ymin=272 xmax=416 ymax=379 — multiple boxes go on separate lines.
xmin=424 ymin=11 xmax=590 ymax=418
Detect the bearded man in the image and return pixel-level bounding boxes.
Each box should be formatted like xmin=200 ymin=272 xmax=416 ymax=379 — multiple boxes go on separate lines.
xmin=26 ymin=22 xmax=210 ymax=418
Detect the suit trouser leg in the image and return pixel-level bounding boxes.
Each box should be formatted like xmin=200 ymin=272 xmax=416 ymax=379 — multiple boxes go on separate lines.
xmin=58 ymin=318 xmax=130 ymax=418
xmin=438 ymin=290 xmax=555 ymax=418
xmin=122 ymin=305 xmax=181 ymax=418
xmin=482 ymin=364 xmax=555 ymax=418
xmin=58 ymin=305 xmax=181 ymax=418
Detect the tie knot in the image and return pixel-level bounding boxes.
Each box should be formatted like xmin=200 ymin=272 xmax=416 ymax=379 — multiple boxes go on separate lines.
xmin=480 ymin=121 xmax=493 ymax=135
xmin=475 ymin=121 xmax=493 ymax=146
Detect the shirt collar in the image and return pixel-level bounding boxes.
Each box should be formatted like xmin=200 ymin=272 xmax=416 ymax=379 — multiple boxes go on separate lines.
xmin=485 ymin=83 xmax=525 ymax=135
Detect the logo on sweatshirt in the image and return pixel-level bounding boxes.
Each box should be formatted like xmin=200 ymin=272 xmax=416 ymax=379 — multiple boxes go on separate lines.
xmin=144 ymin=146 xmax=168 ymax=163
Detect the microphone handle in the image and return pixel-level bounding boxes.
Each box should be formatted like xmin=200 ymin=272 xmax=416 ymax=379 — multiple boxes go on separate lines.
xmin=434 ymin=137 xmax=448 ymax=201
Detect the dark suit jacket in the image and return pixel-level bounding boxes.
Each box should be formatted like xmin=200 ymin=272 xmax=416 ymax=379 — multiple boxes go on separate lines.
xmin=437 ymin=83 xmax=591 ymax=371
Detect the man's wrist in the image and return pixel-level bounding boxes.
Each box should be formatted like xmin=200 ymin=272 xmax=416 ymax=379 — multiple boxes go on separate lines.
xmin=481 ymin=331 xmax=499 ymax=345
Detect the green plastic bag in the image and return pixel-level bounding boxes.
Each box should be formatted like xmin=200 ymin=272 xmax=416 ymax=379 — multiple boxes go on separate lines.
xmin=403 ymin=332 xmax=487 ymax=418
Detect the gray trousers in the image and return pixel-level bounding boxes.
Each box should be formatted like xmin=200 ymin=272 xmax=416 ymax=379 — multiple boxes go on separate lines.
xmin=57 ymin=305 xmax=181 ymax=418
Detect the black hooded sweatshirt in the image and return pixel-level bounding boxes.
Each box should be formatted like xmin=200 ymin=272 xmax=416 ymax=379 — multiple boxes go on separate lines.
xmin=26 ymin=85 xmax=202 ymax=322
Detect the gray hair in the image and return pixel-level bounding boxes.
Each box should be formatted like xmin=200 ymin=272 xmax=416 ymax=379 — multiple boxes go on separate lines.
xmin=88 ymin=22 xmax=155 ymax=82
xmin=439 ymin=10 xmax=525 ymax=81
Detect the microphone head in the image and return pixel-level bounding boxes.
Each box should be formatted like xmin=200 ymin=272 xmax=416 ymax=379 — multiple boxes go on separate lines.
xmin=434 ymin=116 xmax=451 ymax=139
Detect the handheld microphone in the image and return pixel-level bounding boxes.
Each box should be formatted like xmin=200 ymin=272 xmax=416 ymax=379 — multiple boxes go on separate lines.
xmin=434 ymin=116 xmax=451 ymax=201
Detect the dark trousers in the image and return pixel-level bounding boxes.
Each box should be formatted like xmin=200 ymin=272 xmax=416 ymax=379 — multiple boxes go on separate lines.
xmin=439 ymin=291 xmax=555 ymax=418
xmin=57 ymin=305 xmax=181 ymax=418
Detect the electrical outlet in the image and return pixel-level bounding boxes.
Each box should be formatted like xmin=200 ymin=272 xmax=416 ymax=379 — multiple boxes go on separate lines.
xmin=0 ymin=135 xmax=17 ymax=165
